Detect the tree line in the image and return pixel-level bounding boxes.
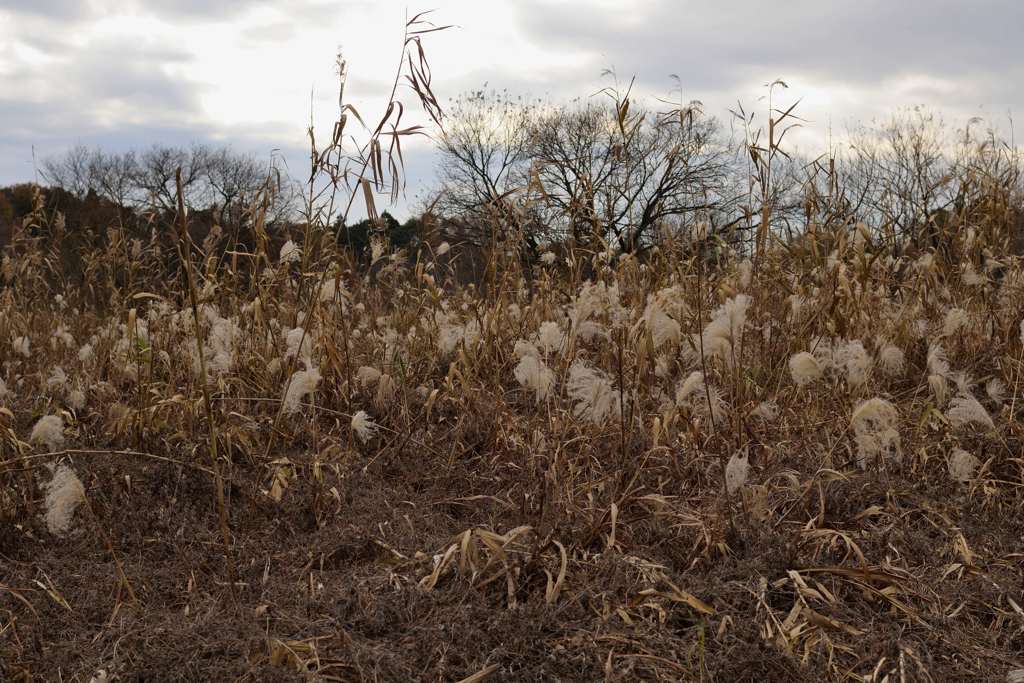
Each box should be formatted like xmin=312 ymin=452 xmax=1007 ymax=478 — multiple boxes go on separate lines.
xmin=8 ymin=88 xmax=1024 ymax=266
xmin=38 ymin=143 xmax=298 ymax=227
xmin=434 ymin=87 xmax=1023 ymax=257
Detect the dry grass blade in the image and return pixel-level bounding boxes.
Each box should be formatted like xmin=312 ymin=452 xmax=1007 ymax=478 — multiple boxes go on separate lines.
xmin=455 ymin=664 xmax=500 ymax=683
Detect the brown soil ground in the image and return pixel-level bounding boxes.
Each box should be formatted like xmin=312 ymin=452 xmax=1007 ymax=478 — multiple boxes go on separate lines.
xmin=3 ymin=429 xmax=1022 ymax=682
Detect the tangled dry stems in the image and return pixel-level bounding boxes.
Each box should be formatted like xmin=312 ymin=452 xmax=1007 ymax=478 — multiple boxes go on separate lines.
xmin=1 ymin=196 xmax=1023 ymax=680
xmin=1 ymin=17 xmax=1023 ymax=681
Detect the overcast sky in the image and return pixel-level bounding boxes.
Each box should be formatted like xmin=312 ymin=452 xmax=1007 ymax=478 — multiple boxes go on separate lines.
xmin=1 ymin=0 xmax=1021 ymax=216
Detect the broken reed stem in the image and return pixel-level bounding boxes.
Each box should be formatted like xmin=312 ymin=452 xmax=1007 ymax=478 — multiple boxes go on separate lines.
xmin=695 ymin=247 xmax=718 ymax=438
xmin=695 ymin=245 xmax=732 ymax=502
xmin=1010 ymin=342 xmax=1024 ymax=424
xmin=616 ymin=325 xmax=627 ymax=469
xmin=174 ymin=169 xmax=238 ymax=596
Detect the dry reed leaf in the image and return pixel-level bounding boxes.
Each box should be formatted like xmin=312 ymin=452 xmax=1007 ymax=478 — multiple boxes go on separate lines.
xmin=544 ymin=540 xmax=568 ymax=605
xmin=267 ymin=638 xmax=315 ymax=672
xmin=419 ymin=543 xmax=459 ymax=592
xmin=455 ymin=664 xmax=500 ymax=683
xmin=638 ymin=582 xmax=714 ymax=616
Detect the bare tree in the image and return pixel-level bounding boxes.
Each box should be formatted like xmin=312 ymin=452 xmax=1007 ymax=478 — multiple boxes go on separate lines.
xmin=42 ymin=143 xmax=298 ymax=233
xmin=436 ymin=83 xmax=734 ymax=253
xmin=41 ymin=145 xmax=97 ymax=199
xmin=205 ymin=148 xmax=269 ymax=225
xmin=530 ymin=86 xmax=732 ymax=252
xmin=91 ymin=150 xmax=140 ymax=208
xmin=846 ymin=108 xmax=955 ymax=247
xmin=435 ymin=89 xmax=537 ymax=240
xmin=134 ymin=144 xmax=214 ymax=212
xmin=41 ymin=146 xmax=141 ymax=211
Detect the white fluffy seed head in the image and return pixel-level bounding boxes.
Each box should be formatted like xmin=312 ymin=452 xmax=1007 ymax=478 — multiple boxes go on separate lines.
xmin=946 ymin=392 xmax=995 ymax=430
xmin=676 ymin=371 xmax=706 ymax=405
xmin=282 ymin=367 xmax=321 ymax=414
xmin=12 ymin=336 xmax=30 ymax=358
xmin=962 ymin=262 xmax=986 ymax=286
xmin=851 ymin=397 xmax=898 ymax=431
xmin=642 ymin=298 xmax=681 ymax=349
xmin=52 ymin=324 xmax=74 ymax=349
xmin=284 ymin=327 xmax=312 ymax=362
xmin=985 ymin=378 xmax=1006 ymax=406
xmin=927 ymin=343 xmax=950 ymax=377
xmin=929 ymin=374 xmax=949 ymax=407
xmin=47 ymin=366 xmax=68 ymax=391
xmin=438 ymin=319 xmax=479 ymax=355
xmin=700 ymin=294 xmax=751 ymax=364
xmin=947 ymin=448 xmax=981 ymax=483
xmin=31 ymin=415 xmax=65 ymax=451
xmin=350 ymin=410 xmax=378 ymax=444
xmin=737 ymin=259 xmax=753 ymax=290
xmin=789 ymin=352 xmax=823 ymax=387
xmin=537 ymin=321 xmax=565 ymax=355
xmin=725 ymin=451 xmax=750 ymax=495
xmin=567 ymin=361 xmax=620 ymax=425
xmin=788 ymin=293 xmax=805 ymax=318
xmin=877 ymin=344 xmax=905 ymax=377
xmin=941 ymin=308 xmax=969 ymax=337
xmin=836 ymin=340 xmax=871 ymax=387
xmin=356 ymin=366 xmax=382 ymax=387
xmin=675 ymin=371 xmax=725 ymax=424
xmin=514 ymin=355 xmax=555 ymax=403
xmin=850 ymin=398 xmax=900 ymax=469
xmin=374 ymin=373 xmax=396 ymax=409
xmin=43 ymin=464 xmax=86 ymax=536
xmin=576 ymin=320 xmax=607 ymax=342
xmin=751 ymin=401 xmax=779 ymax=422
xmin=68 ymin=389 xmax=87 ymax=412
xmin=513 ymin=339 xmax=540 ymax=359
xmin=279 ymin=240 xmax=301 ymax=264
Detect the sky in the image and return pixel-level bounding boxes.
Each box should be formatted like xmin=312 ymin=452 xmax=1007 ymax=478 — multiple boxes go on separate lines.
xmin=1 ymin=0 xmax=1021 ymax=217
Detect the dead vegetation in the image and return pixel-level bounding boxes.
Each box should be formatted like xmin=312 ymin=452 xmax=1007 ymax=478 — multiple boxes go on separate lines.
xmin=2 ymin=13 xmax=1024 ymax=683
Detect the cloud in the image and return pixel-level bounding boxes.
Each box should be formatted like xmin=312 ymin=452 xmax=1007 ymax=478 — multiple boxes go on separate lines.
xmin=501 ymin=0 xmax=1024 ymax=153
xmin=1 ymin=38 xmax=203 ymax=133
xmin=0 ymin=0 xmax=94 ymax=21
xmin=0 ymin=0 xmax=1020 ymax=219
xmin=142 ymin=0 xmax=266 ymax=18
xmin=514 ymin=0 xmax=1024 ymax=86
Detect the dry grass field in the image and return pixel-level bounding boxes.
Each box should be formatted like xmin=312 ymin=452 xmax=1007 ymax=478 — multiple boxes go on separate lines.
xmin=2 ymin=16 xmax=1024 ymax=682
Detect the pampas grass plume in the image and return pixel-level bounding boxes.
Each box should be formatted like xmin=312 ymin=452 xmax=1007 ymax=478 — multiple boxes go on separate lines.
xmin=31 ymin=415 xmax=65 ymax=451
xmin=283 ymin=367 xmax=321 ymax=414
xmin=279 ymin=240 xmax=301 ymax=264
xmin=946 ymin=392 xmax=995 ymax=430
xmin=948 ymin=448 xmax=980 ymax=483
xmin=725 ymin=451 xmax=749 ymax=494
xmin=850 ymin=398 xmax=900 ymax=469
xmin=567 ymin=361 xmax=619 ymax=425
xmin=44 ymin=463 xmax=86 ymax=535
xmin=351 ymin=410 xmax=378 ymax=444
xmin=514 ymin=355 xmax=555 ymax=403
xmin=877 ymin=344 xmax=905 ymax=377
xmin=789 ymin=352 xmax=823 ymax=386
